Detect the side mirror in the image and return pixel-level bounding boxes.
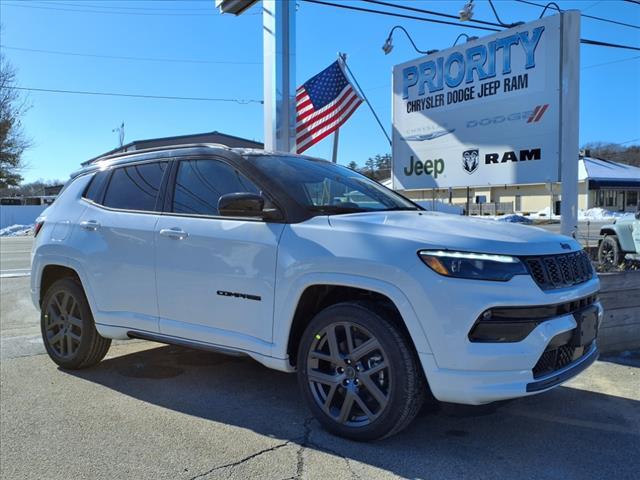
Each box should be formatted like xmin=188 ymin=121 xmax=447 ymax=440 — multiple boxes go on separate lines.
xmin=218 ymin=193 xmax=265 ymax=217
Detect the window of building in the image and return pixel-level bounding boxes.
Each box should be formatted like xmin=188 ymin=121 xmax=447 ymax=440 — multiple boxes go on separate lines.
xmin=627 ymin=191 xmax=638 ymax=207
xmin=102 ymin=162 xmax=167 ymax=211
xmin=172 ymin=159 xmax=258 ymax=216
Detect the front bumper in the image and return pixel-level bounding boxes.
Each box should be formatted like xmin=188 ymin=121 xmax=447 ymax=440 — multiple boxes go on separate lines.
xmin=418 ymin=295 xmax=604 ymax=405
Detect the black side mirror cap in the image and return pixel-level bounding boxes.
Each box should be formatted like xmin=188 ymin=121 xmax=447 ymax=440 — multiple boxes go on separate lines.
xmin=218 ymin=193 xmax=265 ymax=218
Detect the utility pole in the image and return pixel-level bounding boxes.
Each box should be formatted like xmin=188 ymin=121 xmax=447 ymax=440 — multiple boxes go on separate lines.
xmin=263 ymin=0 xmax=296 ymax=153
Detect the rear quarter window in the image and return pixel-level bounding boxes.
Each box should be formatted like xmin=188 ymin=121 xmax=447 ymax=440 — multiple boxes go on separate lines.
xmin=82 ymin=170 xmax=110 ymax=203
xmin=102 ymin=162 xmax=168 ymax=212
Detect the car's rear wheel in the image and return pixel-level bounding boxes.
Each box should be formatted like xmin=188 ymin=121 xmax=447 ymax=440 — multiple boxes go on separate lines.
xmin=598 ymin=235 xmax=621 ymax=268
xmin=297 ymin=302 xmax=426 ymax=441
xmin=41 ymin=278 xmax=111 ymax=369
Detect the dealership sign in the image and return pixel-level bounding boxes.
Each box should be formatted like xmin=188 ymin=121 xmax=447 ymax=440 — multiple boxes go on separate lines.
xmin=392 ymin=12 xmax=580 ymax=190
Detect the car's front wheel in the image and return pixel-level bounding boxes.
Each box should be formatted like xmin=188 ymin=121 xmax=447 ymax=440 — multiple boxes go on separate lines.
xmin=297 ymin=302 xmax=426 ymax=441
xmin=41 ymin=277 xmax=111 ymax=369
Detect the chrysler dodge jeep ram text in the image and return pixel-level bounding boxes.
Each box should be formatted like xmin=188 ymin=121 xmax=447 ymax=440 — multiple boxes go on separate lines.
xmin=31 ymin=144 xmax=602 ymax=440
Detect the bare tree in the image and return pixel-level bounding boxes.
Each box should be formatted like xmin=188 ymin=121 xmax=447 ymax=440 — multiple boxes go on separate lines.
xmin=0 ymin=51 xmax=31 ymax=188
xmin=582 ymin=142 xmax=640 ymax=167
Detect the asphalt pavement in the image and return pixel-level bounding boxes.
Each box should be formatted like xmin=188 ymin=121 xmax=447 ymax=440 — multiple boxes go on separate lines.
xmin=0 ymin=237 xmax=33 ymax=277
xmin=1 ymin=234 xmax=639 ymax=480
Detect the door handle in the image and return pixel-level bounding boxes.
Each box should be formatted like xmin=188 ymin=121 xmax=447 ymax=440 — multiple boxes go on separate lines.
xmin=159 ymin=228 xmax=189 ymax=240
xmin=79 ymin=220 xmax=101 ymax=231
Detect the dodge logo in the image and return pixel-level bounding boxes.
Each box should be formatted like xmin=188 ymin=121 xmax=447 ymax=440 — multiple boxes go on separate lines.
xmin=462 ymin=149 xmax=479 ymax=174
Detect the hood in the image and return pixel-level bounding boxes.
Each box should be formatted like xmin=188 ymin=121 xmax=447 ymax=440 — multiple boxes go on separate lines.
xmin=328 ymin=211 xmax=581 ymax=256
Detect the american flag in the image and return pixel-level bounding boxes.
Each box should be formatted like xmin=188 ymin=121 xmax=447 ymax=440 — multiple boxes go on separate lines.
xmin=296 ymin=60 xmax=363 ymax=154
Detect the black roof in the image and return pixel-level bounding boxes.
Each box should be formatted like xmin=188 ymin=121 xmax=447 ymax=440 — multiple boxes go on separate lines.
xmin=82 ymin=131 xmax=263 ymax=166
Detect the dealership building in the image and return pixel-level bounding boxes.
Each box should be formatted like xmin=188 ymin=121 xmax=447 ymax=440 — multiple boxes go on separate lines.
xmin=394 ymin=156 xmax=640 ymax=215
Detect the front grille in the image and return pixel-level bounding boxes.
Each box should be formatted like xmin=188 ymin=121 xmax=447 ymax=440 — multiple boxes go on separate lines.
xmin=524 ymin=251 xmax=593 ymax=290
xmin=532 ymin=342 xmax=592 ymax=378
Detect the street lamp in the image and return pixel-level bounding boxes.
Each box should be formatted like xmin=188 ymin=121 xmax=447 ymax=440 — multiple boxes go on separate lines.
xmin=215 ymin=0 xmax=258 ymax=15
xmin=382 ymin=26 xmax=438 ymax=56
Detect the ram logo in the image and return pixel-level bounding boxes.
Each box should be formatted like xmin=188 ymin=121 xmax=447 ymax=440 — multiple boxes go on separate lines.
xmin=462 ymin=149 xmax=479 ymax=174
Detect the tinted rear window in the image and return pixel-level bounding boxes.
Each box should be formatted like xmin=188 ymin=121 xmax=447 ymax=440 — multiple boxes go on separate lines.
xmin=83 ymin=170 xmax=110 ymax=203
xmin=103 ymin=162 xmax=167 ymax=211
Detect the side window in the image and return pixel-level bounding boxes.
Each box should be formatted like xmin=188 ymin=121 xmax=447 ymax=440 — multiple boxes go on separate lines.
xmin=83 ymin=170 xmax=110 ymax=203
xmin=103 ymin=162 xmax=167 ymax=211
xmin=172 ymin=159 xmax=259 ymax=216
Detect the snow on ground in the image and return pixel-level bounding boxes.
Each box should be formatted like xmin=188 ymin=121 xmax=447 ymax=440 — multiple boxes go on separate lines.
xmin=578 ymin=208 xmax=634 ymax=221
xmin=0 ymin=224 xmax=34 ymax=237
xmin=479 ymin=207 xmax=634 ymax=223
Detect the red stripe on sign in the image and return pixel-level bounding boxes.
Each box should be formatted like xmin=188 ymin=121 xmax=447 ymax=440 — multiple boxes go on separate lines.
xmin=527 ymin=105 xmax=540 ymax=123
xmin=296 ymin=89 xmax=308 ymax=102
xmin=296 ymin=94 xmax=360 ymax=142
xmin=534 ymin=104 xmax=549 ymax=122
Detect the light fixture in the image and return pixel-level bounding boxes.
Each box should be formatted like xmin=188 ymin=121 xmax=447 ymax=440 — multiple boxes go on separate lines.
xmin=382 ymin=26 xmax=436 ymax=56
xmin=459 ymin=0 xmax=474 ymax=22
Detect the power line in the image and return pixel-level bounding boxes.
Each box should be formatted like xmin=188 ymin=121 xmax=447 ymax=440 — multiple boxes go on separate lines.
xmin=1 ymin=2 xmax=224 ymax=16
xmin=1 ymin=45 xmax=261 ymax=65
xmin=28 ymin=1 xmax=217 ymax=11
xmin=361 ymin=0 xmax=502 ymax=28
xmin=582 ymin=55 xmax=640 ymax=69
xmin=581 ymin=38 xmax=640 ymax=52
xmin=514 ymin=0 xmax=640 ymax=30
xmin=8 ymin=86 xmax=263 ymax=104
xmin=303 ymin=0 xmax=500 ymax=32
xmin=304 ymin=0 xmax=640 ymax=52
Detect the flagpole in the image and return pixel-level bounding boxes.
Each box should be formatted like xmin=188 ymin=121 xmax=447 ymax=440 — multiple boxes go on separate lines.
xmin=340 ymin=54 xmax=392 ymax=146
xmin=331 ymin=128 xmax=340 ymax=163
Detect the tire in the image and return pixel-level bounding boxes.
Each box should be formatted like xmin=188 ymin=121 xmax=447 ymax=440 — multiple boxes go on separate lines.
xmin=297 ymin=302 xmax=426 ymax=441
xmin=41 ymin=277 xmax=111 ymax=369
xmin=598 ymin=235 xmax=621 ymax=268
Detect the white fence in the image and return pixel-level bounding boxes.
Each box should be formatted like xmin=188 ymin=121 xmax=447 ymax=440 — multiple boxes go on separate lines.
xmin=0 ymin=205 xmax=47 ymax=229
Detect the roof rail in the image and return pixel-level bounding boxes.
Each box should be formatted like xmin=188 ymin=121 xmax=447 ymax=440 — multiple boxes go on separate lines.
xmin=87 ymin=142 xmax=232 ymax=165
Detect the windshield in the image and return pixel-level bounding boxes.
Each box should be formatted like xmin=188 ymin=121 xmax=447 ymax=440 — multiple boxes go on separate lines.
xmin=249 ymin=155 xmax=419 ymax=215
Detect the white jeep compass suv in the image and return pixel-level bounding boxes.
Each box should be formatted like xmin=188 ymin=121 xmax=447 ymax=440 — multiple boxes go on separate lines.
xmin=31 ymin=144 xmax=603 ymax=440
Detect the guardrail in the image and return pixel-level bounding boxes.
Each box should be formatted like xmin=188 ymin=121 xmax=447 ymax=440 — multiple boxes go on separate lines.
xmin=598 ymin=271 xmax=640 ymax=354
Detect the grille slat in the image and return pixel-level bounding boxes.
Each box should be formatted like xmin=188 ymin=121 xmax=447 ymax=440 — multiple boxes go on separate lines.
xmin=525 ymin=251 xmax=593 ymax=290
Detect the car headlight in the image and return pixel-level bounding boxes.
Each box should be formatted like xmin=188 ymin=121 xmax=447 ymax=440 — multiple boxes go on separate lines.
xmin=418 ymin=250 xmax=528 ymax=281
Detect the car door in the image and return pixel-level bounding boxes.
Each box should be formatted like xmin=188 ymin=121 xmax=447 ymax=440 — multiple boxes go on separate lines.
xmin=76 ymin=160 xmax=169 ymax=333
xmin=155 ymin=157 xmax=285 ymax=353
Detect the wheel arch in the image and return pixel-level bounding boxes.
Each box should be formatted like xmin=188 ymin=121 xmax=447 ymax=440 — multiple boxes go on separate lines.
xmin=40 ymin=264 xmax=82 ymax=306
xmin=280 ymin=276 xmax=432 ymax=369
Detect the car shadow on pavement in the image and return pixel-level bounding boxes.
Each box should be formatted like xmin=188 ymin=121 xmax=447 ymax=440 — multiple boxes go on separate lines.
xmin=67 ymin=345 xmax=640 ymax=480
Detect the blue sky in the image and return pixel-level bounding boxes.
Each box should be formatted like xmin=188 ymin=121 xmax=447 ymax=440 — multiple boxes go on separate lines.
xmin=1 ymin=0 xmax=639 ymax=183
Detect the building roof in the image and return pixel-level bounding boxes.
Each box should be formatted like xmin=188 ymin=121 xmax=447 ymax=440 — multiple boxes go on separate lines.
xmin=83 ymin=131 xmax=263 ymax=166
xmin=579 ymin=157 xmax=640 ymax=188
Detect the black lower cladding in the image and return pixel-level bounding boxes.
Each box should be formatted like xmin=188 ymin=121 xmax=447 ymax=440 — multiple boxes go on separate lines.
xmin=468 ymin=295 xmax=598 ymax=343
xmin=527 ymin=345 xmax=598 ymax=392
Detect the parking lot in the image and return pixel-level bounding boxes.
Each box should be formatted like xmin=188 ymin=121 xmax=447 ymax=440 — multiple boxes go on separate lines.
xmin=1 ymin=236 xmax=639 ymax=480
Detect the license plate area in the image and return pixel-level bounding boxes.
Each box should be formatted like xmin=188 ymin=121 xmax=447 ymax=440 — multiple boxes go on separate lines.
xmin=571 ymin=305 xmax=599 ymax=347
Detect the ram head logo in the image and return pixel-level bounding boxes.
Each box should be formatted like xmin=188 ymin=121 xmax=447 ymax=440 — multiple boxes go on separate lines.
xmin=462 ymin=149 xmax=479 ymax=174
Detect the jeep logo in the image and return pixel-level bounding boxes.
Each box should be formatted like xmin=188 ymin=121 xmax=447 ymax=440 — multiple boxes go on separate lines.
xmin=485 ymin=148 xmax=541 ymax=164
xmin=403 ymin=155 xmax=445 ymax=178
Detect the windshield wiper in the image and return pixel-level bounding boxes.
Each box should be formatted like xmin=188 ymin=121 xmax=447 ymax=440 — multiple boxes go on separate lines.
xmin=308 ymin=205 xmax=367 ymax=215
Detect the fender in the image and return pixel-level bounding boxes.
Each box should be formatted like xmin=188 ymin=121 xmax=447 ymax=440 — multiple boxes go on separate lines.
xmin=271 ymin=272 xmax=433 ymax=363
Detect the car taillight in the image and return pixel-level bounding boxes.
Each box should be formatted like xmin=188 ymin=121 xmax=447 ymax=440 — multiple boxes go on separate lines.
xmin=33 ymin=221 xmax=44 ymax=237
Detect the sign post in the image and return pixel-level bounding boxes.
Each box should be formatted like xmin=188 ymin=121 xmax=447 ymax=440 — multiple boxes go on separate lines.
xmin=263 ymin=0 xmax=296 ymax=153
xmin=558 ymin=11 xmax=580 ymax=236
